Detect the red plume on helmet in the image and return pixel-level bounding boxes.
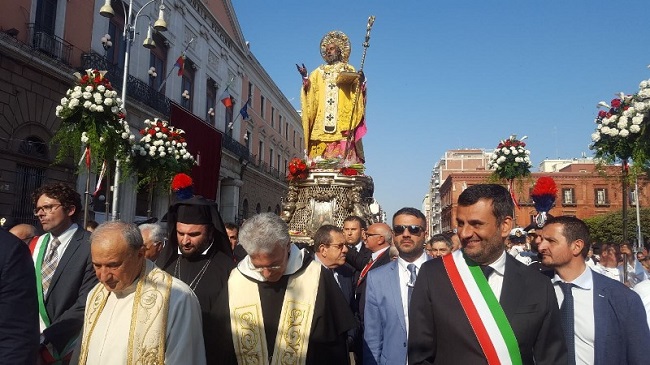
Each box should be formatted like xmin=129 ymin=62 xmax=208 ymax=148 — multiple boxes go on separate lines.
xmin=171 ymin=173 xmax=193 ymax=200
xmin=531 ymin=176 xmax=557 ymax=227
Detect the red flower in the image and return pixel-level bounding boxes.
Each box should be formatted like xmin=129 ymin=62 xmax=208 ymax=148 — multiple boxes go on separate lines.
xmin=161 ymin=127 xmax=169 ymax=134
xmin=289 ymin=165 xmax=297 ymax=174
xmin=611 ymin=99 xmax=621 ymax=108
xmin=148 ymin=129 xmax=156 ymax=136
xmin=140 ymin=129 xmax=145 ymax=135
xmin=340 ymin=167 xmax=358 ymax=176
xmin=521 ymin=142 xmax=526 ymax=147
xmin=598 ymin=110 xmax=607 ymax=118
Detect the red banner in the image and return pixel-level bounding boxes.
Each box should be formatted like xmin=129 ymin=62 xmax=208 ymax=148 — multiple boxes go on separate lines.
xmin=170 ymin=102 xmax=222 ymax=200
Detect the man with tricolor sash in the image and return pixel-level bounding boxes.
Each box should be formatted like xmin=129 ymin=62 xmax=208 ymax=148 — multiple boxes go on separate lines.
xmin=31 ymin=183 xmax=98 ymax=364
xmin=215 ymin=213 xmax=355 ymax=365
xmin=408 ymin=184 xmax=567 ymax=365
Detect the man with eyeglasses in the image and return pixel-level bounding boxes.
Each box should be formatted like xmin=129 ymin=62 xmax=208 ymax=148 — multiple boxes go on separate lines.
xmin=30 ymin=182 xmax=98 ymax=364
xmin=353 ymin=222 xmax=392 ymax=363
xmin=215 ymin=213 xmax=355 ymax=364
xmin=138 ymin=223 xmax=166 ymax=261
xmin=364 ymin=207 xmax=429 ymax=365
xmin=409 ymin=184 xmax=567 ymax=365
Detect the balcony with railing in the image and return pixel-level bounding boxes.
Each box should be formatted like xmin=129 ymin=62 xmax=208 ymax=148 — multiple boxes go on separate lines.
xmin=80 ymin=52 xmax=170 ymax=116
xmin=27 ymin=23 xmax=73 ymax=65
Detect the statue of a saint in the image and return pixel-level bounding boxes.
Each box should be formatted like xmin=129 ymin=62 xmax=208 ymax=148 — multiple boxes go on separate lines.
xmin=298 ymin=31 xmax=366 ymax=163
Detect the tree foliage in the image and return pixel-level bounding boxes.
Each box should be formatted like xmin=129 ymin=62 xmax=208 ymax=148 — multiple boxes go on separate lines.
xmin=584 ymin=208 xmax=650 ymax=244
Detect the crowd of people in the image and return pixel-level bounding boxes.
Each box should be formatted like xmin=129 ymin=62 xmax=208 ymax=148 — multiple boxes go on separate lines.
xmin=2 ymin=182 xmax=650 ymax=364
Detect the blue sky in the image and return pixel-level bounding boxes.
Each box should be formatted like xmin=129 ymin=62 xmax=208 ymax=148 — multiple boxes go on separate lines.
xmin=232 ymin=1 xmax=650 ymax=218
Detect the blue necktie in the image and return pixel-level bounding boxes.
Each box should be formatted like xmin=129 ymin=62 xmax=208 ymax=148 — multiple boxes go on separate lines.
xmin=407 ymin=263 xmax=417 ymax=303
xmin=558 ymin=282 xmax=576 ymax=365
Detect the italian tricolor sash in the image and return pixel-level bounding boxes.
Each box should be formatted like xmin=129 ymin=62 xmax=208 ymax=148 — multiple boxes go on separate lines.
xmin=442 ymin=250 xmax=522 ymax=365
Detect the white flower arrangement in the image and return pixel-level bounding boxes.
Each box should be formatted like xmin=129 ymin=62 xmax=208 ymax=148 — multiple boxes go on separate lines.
xmin=52 ymin=69 xmax=134 ymax=168
xmin=132 ymin=118 xmax=196 ymax=189
xmin=591 ymin=81 xmax=650 ymax=163
xmin=487 ymin=135 xmax=532 ymax=180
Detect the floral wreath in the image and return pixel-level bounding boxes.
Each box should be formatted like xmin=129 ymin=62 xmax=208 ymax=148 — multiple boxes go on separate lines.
xmin=320 ymin=31 xmax=351 ymax=63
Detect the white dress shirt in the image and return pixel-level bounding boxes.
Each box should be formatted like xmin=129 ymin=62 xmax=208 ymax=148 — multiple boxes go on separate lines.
xmin=484 ymin=250 xmax=507 ymax=301
xmin=396 ymin=252 xmax=429 ymax=333
xmin=372 ymin=246 xmax=389 ymax=261
xmin=551 ymin=266 xmax=596 ymax=365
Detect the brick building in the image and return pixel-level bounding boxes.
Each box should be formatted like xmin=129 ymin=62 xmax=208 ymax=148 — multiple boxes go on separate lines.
xmin=0 ymin=0 xmax=301 ymax=226
xmin=436 ymin=163 xmax=648 ymax=233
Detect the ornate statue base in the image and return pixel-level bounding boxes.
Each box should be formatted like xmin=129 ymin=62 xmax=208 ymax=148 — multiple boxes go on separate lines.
xmin=281 ymin=170 xmax=378 ymax=245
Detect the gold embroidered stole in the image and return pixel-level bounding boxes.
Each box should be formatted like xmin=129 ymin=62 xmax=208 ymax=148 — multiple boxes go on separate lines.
xmin=78 ymin=261 xmax=172 ymax=365
xmin=229 ymin=260 xmax=322 ymax=365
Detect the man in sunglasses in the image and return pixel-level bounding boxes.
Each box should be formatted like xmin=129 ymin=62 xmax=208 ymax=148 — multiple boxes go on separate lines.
xmin=31 ymin=182 xmax=99 ymax=364
xmin=409 ymin=184 xmax=567 ymax=365
xmin=364 ymin=207 xmax=429 ymax=365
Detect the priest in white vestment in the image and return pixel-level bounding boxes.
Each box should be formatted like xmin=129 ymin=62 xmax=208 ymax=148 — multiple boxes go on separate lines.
xmin=73 ymin=221 xmax=206 ymax=365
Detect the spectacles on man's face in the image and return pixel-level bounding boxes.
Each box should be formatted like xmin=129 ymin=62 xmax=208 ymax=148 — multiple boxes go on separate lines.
xmin=393 ymin=225 xmax=424 ymax=235
xmin=33 ymin=204 xmax=63 ymax=216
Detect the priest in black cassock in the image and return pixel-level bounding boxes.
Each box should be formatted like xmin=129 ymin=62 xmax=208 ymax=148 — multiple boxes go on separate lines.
xmin=215 ymin=213 xmax=355 ymax=365
xmin=156 ymin=196 xmax=235 ymax=365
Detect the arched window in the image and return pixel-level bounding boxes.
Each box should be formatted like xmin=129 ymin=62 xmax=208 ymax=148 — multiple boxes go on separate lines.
xmin=255 ymin=203 xmax=261 ymax=214
xmin=18 ymin=136 xmax=48 ymax=159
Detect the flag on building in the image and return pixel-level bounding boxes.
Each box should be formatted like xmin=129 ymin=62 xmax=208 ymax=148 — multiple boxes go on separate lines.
xmin=239 ymin=99 xmax=250 ymax=119
xmin=174 ymin=55 xmax=185 ymax=76
xmin=220 ymin=88 xmax=232 ymax=108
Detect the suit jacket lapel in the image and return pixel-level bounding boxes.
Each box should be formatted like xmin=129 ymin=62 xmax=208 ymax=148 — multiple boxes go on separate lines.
xmin=500 ymin=255 xmax=525 ymax=319
xmin=47 ymin=228 xmax=83 ymax=299
xmin=592 ymin=274 xmax=608 ymax=365
xmin=387 ymin=261 xmax=407 ymax=332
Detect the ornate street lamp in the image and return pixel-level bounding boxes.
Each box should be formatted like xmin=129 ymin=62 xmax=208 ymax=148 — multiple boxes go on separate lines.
xmin=100 ymin=0 xmax=167 ymax=220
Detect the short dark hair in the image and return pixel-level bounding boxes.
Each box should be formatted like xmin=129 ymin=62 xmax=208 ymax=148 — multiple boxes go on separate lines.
xmin=32 ymin=182 xmax=82 ymax=222
xmin=85 ymin=220 xmax=99 ymax=230
xmin=545 ymin=216 xmax=591 ymax=258
xmin=392 ymin=207 xmax=426 ymax=224
xmin=427 ymin=234 xmax=452 ymax=249
xmin=224 ymin=222 xmax=239 ymax=231
xmin=313 ymin=224 xmax=342 ymax=247
xmin=457 ymin=184 xmax=513 ymax=224
xmin=343 ymin=215 xmax=367 ymax=230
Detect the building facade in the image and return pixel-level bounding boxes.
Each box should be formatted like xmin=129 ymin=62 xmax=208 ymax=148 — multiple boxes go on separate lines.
xmin=435 ymin=160 xmax=649 ymax=233
xmin=0 ymin=0 xmax=302 ymax=227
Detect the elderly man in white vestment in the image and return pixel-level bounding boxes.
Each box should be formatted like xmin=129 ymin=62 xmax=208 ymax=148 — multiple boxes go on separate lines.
xmin=73 ymin=221 xmax=206 ymax=365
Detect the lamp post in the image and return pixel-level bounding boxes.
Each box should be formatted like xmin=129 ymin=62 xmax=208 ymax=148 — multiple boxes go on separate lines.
xmin=100 ymin=0 xmax=167 ymax=221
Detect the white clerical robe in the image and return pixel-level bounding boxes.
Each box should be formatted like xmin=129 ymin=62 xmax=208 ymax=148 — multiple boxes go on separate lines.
xmin=85 ymin=263 xmax=206 ymax=365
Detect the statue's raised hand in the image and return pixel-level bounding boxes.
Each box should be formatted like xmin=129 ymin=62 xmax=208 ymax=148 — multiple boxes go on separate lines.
xmin=296 ymin=63 xmax=308 ymax=78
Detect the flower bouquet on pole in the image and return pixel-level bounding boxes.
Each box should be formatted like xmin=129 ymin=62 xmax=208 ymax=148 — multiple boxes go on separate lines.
xmin=132 ymin=118 xmax=196 ymax=217
xmin=590 ymin=74 xmax=650 ymax=262
xmin=53 ymin=69 xmax=134 ymax=166
xmin=487 ymin=135 xmax=532 ymax=213
xmin=53 ymin=69 xmax=135 ymax=225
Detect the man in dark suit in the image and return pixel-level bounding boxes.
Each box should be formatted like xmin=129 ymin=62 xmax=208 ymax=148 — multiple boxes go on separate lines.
xmin=344 ymin=215 xmax=371 ymax=271
xmin=409 ymin=184 xmax=567 ymax=365
xmin=32 ymin=183 xmax=98 ymax=364
xmin=538 ymin=216 xmax=649 ymax=364
xmin=0 ymin=229 xmax=39 ymax=364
